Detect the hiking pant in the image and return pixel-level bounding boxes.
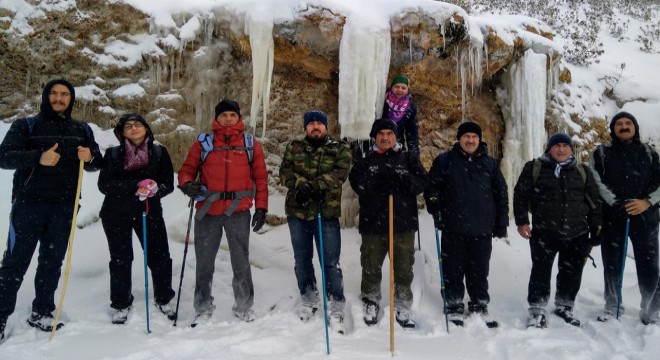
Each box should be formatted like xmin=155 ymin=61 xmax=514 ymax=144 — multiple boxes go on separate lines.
xmin=527 ymin=231 xmax=592 ymax=315
xmin=441 ymin=232 xmax=492 ymax=314
xmin=601 ymin=210 xmax=660 ymax=322
xmin=193 ymin=210 xmax=253 ymax=313
xmin=360 ymin=232 xmax=415 ymax=311
xmin=287 ymin=216 xmax=345 ymax=314
xmin=102 ymin=215 xmax=175 ymax=310
xmin=0 ymin=201 xmax=72 ymax=319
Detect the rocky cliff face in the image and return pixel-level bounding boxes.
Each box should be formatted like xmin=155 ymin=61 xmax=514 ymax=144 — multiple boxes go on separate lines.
xmin=1 ymin=1 xmax=594 ymax=176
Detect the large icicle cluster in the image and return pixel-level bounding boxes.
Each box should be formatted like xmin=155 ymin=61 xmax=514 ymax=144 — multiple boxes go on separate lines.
xmin=246 ymin=15 xmax=274 ymax=138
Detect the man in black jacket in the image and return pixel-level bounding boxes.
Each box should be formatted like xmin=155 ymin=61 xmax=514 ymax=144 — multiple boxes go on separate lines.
xmin=589 ymin=111 xmax=660 ymax=324
xmin=425 ymin=121 xmax=508 ymax=328
xmin=349 ymin=118 xmax=428 ymax=329
xmin=514 ymin=133 xmax=602 ymax=328
xmin=0 ymin=79 xmax=102 ymax=339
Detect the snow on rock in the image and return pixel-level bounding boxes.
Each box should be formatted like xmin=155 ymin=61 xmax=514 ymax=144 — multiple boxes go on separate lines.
xmin=82 ymin=35 xmax=166 ymax=68
xmin=112 ymin=83 xmax=147 ymax=99
xmin=75 ymin=84 xmax=110 ymax=103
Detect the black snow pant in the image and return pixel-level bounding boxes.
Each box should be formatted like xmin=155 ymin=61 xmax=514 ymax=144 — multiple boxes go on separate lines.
xmin=0 ymin=201 xmax=73 ymax=319
xmin=601 ymin=209 xmax=660 ymax=323
xmin=527 ymin=230 xmax=592 ymax=315
xmin=102 ymin=215 xmax=175 ymax=310
xmin=441 ymin=231 xmax=492 ymax=314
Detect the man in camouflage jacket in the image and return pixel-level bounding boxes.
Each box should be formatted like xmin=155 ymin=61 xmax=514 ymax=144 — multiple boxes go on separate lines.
xmin=279 ymin=110 xmax=351 ymax=333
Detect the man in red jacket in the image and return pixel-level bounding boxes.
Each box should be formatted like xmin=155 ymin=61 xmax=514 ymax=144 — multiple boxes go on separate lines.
xmin=178 ymin=99 xmax=268 ymax=326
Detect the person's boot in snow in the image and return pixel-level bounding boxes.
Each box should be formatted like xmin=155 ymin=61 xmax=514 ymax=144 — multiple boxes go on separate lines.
xmin=329 ymin=312 xmax=345 ymax=334
xmin=395 ymin=308 xmax=416 ymax=330
xmin=156 ymin=300 xmax=177 ymax=321
xmin=233 ymin=309 xmax=255 ymax=323
xmin=191 ymin=305 xmax=215 ymax=328
xmin=296 ymin=299 xmax=319 ymax=323
xmin=362 ymin=299 xmax=379 ymax=326
xmin=553 ymin=306 xmax=580 ymax=327
xmin=526 ymin=313 xmax=547 ymax=328
xmin=27 ymin=312 xmax=63 ymax=332
xmin=112 ymin=307 xmax=131 ymax=325
xmin=468 ymin=304 xmax=498 ymax=328
xmin=0 ymin=317 xmax=6 ymax=342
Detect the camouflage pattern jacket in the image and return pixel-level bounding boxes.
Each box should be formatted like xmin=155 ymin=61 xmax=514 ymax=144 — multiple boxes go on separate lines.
xmin=280 ymin=136 xmax=351 ymax=220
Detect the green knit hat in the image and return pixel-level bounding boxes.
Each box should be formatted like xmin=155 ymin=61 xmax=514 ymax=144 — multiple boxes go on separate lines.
xmin=390 ymin=75 xmax=409 ymax=87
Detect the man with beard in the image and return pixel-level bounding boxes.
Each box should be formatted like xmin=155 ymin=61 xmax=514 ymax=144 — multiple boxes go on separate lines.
xmin=0 ymin=79 xmax=102 ymax=340
xmin=280 ymin=110 xmax=351 ymax=334
xmin=590 ymin=112 xmax=660 ymax=325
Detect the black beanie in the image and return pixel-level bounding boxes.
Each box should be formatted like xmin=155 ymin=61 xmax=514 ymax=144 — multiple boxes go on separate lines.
xmin=303 ymin=110 xmax=328 ymax=128
xmin=609 ymin=111 xmax=640 ymax=142
xmin=214 ymin=99 xmax=241 ymax=118
xmin=456 ymin=121 xmax=482 ymax=141
xmin=369 ymin=118 xmax=398 ymax=138
xmin=545 ymin=132 xmax=573 ymax=153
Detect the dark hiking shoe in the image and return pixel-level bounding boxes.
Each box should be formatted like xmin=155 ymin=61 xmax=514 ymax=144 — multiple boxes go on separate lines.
xmin=447 ymin=311 xmax=464 ymax=326
xmin=363 ymin=299 xmax=379 ymax=326
xmin=156 ymin=301 xmax=177 ymax=321
xmin=554 ymin=306 xmax=580 ymax=327
xmin=27 ymin=312 xmax=63 ymax=332
xmin=395 ymin=309 xmax=416 ymax=330
xmin=526 ymin=313 xmax=547 ymax=328
xmin=469 ymin=306 xmax=498 ymax=328
xmin=111 ymin=307 xmax=131 ymax=325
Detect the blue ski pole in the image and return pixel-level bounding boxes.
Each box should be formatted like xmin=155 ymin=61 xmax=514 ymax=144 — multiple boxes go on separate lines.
xmin=142 ymin=205 xmax=151 ymax=333
xmin=616 ymin=217 xmax=630 ymax=320
xmin=317 ymin=210 xmax=330 ymax=355
xmin=434 ymin=226 xmax=449 ymax=333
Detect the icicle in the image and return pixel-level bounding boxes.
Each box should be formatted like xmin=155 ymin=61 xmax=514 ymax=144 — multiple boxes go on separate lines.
xmin=245 ymin=15 xmax=274 ymax=138
xmin=500 ymin=49 xmax=548 ymax=209
xmin=338 ymin=18 xmax=391 ymax=139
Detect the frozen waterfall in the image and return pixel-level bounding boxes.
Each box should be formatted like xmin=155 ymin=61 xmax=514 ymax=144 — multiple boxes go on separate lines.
xmin=246 ymin=16 xmax=274 ymax=138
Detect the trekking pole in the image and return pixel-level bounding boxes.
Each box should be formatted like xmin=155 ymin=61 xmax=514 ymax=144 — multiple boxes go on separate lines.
xmin=174 ymin=199 xmax=195 ymax=326
xmin=389 ymin=193 xmax=395 ymax=356
xmin=50 ymin=160 xmax=84 ymax=340
xmin=416 ymin=218 xmax=421 ymax=251
xmin=143 ymin=202 xmax=151 ymax=334
xmin=434 ymin=227 xmax=450 ymax=333
xmin=616 ymin=217 xmax=631 ymax=320
xmin=317 ymin=205 xmax=331 ymax=355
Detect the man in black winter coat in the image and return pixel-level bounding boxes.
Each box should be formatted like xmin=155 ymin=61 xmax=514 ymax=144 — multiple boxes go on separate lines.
xmin=0 ymin=79 xmax=102 ymax=338
xmin=514 ymin=133 xmax=602 ymax=328
xmin=349 ymin=118 xmax=428 ymax=329
xmin=425 ymin=121 xmax=508 ymax=328
xmin=589 ymin=111 xmax=660 ymax=325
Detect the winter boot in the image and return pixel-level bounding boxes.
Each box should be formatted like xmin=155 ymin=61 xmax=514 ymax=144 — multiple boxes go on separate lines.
xmin=296 ymin=300 xmax=319 ymax=323
xmin=111 ymin=307 xmax=132 ymax=325
xmin=447 ymin=311 xmax=464 ymax=327
xmin=362 ymin=299 xmax=380 ymax=326
xmin=329 ymin=312 xmax=346 ymax=335
xmin=526 ymin=313 xmax=547 ymax=328
xmin=554 ymin=306 xmax=580 ymax=327
xmin=155 ymin=300 xmax=177 ymax=321
xmin=27 ymin=312 xmax=63 ymax=332
xmin=191 ymin=305 xmax=216 ymax=328
xmin=233 ymin=309 xmax=255 ymax=323
xmin=395 ymin=308 xmax=416 ymax=330
xmin=0 ymin=317 xmax=6 ymax=342
xmin=468 ymin=304 xmax=498 ymax=328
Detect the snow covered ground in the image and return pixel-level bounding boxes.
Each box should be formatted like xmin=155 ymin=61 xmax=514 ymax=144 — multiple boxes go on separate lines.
xmin=0 ymin=121 xmax=659 ymax=359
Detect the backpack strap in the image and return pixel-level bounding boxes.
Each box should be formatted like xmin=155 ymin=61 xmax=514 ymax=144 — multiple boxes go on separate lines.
xmin=532 ymin=158 xmax=541 ymax=185
xmin=197 ymin=132 xmax=215 ymax=165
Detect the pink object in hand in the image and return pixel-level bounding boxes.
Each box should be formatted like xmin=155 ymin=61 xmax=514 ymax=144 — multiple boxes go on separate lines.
xmin=136 ymin=179 xmax=158 ymax=201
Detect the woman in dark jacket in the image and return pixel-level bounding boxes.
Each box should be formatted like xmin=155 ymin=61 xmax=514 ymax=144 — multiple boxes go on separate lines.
xmin=98 ymin=113 xmax=176 ymax=324
xmin=381 ymin=75 xmax=420 ymax=159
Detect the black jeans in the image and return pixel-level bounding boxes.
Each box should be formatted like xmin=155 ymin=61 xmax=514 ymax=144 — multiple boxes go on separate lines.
xmin=441 ymin=232 xmax=492 ymax=313
xmin=527 ymin=231 xmax=592 ymax=314
xmin=102 ymin=215 xmax=175 ymax=310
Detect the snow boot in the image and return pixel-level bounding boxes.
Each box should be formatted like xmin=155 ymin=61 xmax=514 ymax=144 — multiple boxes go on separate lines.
xmin=27 ymin=312 xmax=63 ymax=332
xmin=329 ymin=312 xmax=346 ymax=334
xmin=447 ymin=311 xmax=464 ymax=327
xmin=395 ymin=308 xmax=416 ymax=330
xmin=156 ymin=300 xmax=177 ymax=321
xmin=111 ymin=307 xmax=132 ymax=325
xmin=554 ymin=306 xmax=580 ymax=327
xmin=468 ymin=304 xmax=498 ymax=328
xmin=296 ymin=300 xmax=319 ymax=323
xmin=526 ymin=313 xmax=547 ymax=328
xmin=0 ymin=317 xmax=6 ymax=342
xmin=362 ymin=299 xmax=379 ymax=326
xmin=233 ymin=309 xmax=255 ymax=323
xmin=191 ymin=305 xmax=215 ymax=328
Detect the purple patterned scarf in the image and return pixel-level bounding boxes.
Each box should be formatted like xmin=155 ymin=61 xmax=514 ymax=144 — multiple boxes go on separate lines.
xmin=385 ymin=89 xmax=412 ymax=123
xmin=124 ymin=138 xmax=149 ymax=171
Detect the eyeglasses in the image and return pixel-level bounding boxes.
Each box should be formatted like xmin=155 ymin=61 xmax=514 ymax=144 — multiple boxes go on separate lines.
xmin=123 ymin=122 xmax=145 ymax=130
xmin=48 ymin=91 xmax=71 ymax=98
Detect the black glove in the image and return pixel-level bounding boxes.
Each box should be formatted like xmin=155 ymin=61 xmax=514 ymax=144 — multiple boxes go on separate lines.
xmin=492 ymin=226 xmax=507 ymax=239
xmin=295 ymin=182 xmax=313 ymax=205
xmin=252 ymin=208 xmax=267 ymax=232
xmin=590 ymin=225 xmax=603 ymax=246
xmin=311 ymin=189 xmax=327 ymax=204
xmin=432 ymin=212 xmax=444 ymax=230
xmin=180 ymin=181 xmax=204 ymax=198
